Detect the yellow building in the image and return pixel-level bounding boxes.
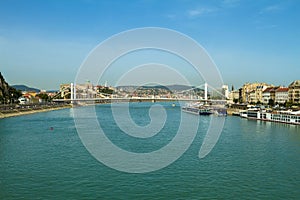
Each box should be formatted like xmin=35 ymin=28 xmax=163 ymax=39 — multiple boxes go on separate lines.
xmin=288 ymin=80 xmax=300 ymax=104
xmin=228 ymin=90 xmax=240 ymax=103
xmin=241 ymin=82 xmax=273 ymax=103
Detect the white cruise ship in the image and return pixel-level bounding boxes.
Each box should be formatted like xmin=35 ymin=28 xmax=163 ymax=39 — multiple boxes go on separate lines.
xmin=240 ymin=109 xmax=300 ymax=125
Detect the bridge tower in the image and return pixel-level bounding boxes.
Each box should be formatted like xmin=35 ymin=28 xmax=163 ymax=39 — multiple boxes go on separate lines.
xmin=73 ymin=83 xmax=76 ymax=100
xmin=70 ymin=83 xmax=74 ymax=103
xmin=204 ymin=82 xmax=208 ymax=101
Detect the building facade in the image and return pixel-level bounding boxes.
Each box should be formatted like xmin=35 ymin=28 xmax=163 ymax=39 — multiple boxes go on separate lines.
xmin=275 ymin=87 xmax=289 ymax=104
xmin=222 ymin=85 xmax=229 ymax=99
xmin=241 ymin=83 xmax=272 ymax=104
xmin=262 ymin=87 xmax=280 ymax=105
xmin=262 ymin=87 xmax=273 ymax=104
xmin=249 ymin=90 xmax=256 ymax=104
xmin=288 ymin=80 xmax=300 ymax=104
xmin=228 ymin=90 xmax=240 ymax=103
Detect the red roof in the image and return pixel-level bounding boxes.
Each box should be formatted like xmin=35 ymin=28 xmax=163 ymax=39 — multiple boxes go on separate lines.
xmin=263 ymin=87 xmax=273 ymax=93
xmin=23 ymin=93 xmax=32 ymax=97
xmin=276 ymin=87 xmax=289 ymax=92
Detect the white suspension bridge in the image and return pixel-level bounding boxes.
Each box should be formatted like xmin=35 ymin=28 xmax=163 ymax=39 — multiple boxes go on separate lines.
xmin=53 ymin=83 xmax=227 ymax=104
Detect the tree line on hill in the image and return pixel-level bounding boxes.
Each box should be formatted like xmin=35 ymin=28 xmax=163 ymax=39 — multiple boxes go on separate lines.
xmin=0 ymin=72 xmax=22 ymax=104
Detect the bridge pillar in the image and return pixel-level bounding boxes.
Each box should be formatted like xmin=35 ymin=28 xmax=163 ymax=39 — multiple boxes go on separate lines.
xmin=74 ymin=83 xmax=76 ymax=100
xmin=70 ymin=83 xmax=74 ymax=103
xmin=204 ymin=82 xmax=208 ymax=101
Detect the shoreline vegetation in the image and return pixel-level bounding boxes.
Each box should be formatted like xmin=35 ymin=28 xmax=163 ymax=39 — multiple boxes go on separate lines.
xmin=0 ymin=103 xmax=72 ymax=119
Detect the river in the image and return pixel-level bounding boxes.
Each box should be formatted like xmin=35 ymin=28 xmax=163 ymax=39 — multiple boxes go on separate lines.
xmin=0 ymin=102 xmax=299 ymax=199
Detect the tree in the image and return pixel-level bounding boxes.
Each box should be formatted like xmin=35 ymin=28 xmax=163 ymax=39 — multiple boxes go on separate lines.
xmin=285 ymin=101 xmax=293 ymax=108
xmin=98 ymin=87 xmax=113 ymax=95
xmin=36 ymin=93 xmax=49 ymax=101
xmin=233 ymin=98 xmax=239 ymax=104
xmin=268 ymin=99 xmax=275 ymax=107
xmin=9 ymin=87 xmax=22 ymax=99
xmin=1 ymin=72 xmax=22 ymax=104
xmin=65 ymin=93 xmax=71 ymax=99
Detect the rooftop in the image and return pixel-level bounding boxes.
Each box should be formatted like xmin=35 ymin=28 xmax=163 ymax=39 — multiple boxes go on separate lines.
xmin=289 ymin=80 xmax=300 ymax=87
xmin=263 ymin=87 xmax=273 ymax=93
xmin=276 ymin=87 xmax=289 ymax=92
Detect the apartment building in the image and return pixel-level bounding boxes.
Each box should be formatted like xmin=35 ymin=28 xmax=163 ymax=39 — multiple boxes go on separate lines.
xmin=288 ymin=80 xmax=300 ymax=104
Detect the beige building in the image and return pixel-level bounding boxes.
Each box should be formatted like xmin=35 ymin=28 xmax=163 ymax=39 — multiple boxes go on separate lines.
xmin=288 ymin=80 xmax=300 ymax=104
xmin=241 ymin=83 xmax=272 ymax=103
xmin=249 ymin=90 xmax=256 ymax=104
xmin=262 ymin=87 xmax=279 ymax=105
xmin=59 ymin=82 xmax=113 ymax=99
xmin=262 ymin=87 xmax=273 ymax=104
xmin=222 ymin=85 xmax=229 ymax=99
xmin=275 ymin=87 xmax=289 ymax=104
xmin=228 ymin=90 xmax=240 ymax=103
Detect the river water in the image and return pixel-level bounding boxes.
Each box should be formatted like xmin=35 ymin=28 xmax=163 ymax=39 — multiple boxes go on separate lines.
xmin=0 ymin=102 xmax=299 ymax=199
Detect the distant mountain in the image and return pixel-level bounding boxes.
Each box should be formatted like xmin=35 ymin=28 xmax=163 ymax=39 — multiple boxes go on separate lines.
xmin=164 ymin=85 xmax=201 ymax=91
xmin=116 ymin=84 xmax=204 ymax=91
xmin=12 ymin=85 xmax=40 ymax=92
xmin=46 ymin=90 xmax=59 ymax=93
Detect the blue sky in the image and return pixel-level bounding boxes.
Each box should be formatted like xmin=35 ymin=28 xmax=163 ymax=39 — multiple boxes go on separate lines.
xmin=0 ymin=0 xmax=299 ymax=90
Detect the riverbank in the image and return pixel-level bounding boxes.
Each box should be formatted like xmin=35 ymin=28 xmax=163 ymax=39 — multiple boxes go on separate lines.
xmin=227 ymin=108 xmax=243 ymax=115
xmin=0 ymin=104 xmax=72 ymax=119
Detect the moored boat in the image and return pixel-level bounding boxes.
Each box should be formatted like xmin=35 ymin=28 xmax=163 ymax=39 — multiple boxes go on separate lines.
xmin=199 ymin=108 xmax=213 ymax=115
xmin=213 ymin=108 xmax=227 ymax=116
xmin=240 ymin=109 xmax=300 ymax=125
xmin=182 ymin=106 xmax=200 ymax=115
xmin=181 ymin=103 xmax=213 ymax=116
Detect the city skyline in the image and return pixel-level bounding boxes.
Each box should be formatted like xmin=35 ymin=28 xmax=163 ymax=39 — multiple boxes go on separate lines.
xmin=1 ymin=0 xmax=300 ymax=90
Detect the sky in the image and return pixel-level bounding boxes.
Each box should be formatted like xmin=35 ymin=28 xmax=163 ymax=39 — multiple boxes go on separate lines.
xmin=0 ymin=0 xmax=299 ymax=90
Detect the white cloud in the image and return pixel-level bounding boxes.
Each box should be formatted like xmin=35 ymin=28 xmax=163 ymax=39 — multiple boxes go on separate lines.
xmin=260 ymin=4 xmax=282 ymax=14
xmin=187 ymin=7 xmax=217 ymax=18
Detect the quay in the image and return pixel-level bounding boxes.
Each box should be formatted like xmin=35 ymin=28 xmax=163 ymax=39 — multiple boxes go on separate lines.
xmin=0 ymin=103 xmax=71 ymax=119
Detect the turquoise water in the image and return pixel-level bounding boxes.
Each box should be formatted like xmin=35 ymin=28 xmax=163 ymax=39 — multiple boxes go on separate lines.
xmin=0 ymin=102 xmax=300 ymax=199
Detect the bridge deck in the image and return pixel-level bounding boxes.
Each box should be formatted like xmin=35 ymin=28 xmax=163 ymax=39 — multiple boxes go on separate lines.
xmin=52 ymin=98 xmax=226 ymax=103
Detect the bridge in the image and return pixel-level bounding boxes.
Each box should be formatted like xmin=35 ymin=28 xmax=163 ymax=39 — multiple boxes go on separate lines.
xmin=52 ymin=83 xmax=227 ymax=104
xmin=53 ymin=97 xmax=226 ymax=103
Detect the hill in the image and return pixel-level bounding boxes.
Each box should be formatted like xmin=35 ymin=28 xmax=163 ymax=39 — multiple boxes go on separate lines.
xmin=12 ymin=85 xmax=40 ymax=92
xmin=0 ymin=72 xmax=10 ymax=99
xmin=116 ymin=84 xmax=204 ymax=92
xmin=0 ymin=72 xmax=23 ymax=103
